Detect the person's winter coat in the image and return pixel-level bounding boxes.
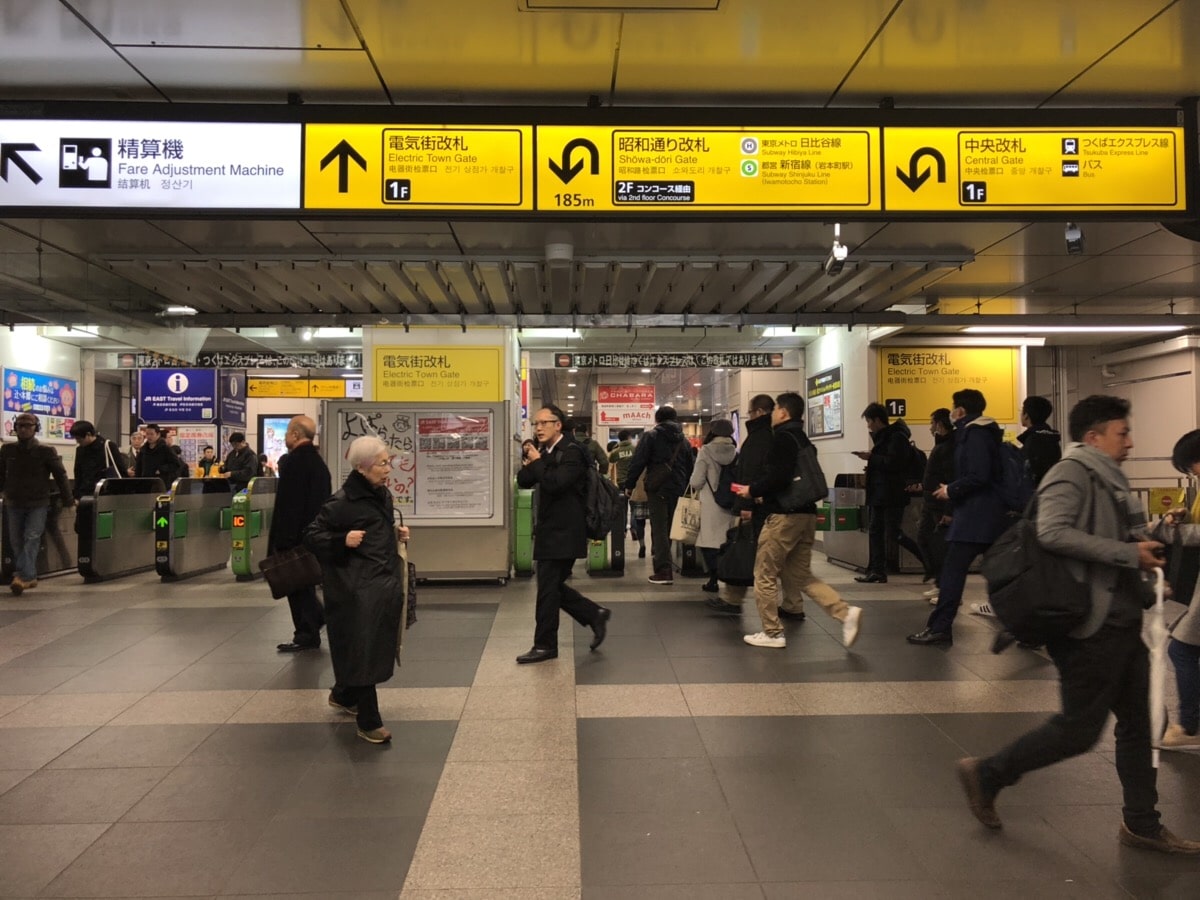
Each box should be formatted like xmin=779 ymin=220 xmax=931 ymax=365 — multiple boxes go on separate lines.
xmin=269 ymin=442 xmax=332 ymax=553
xmin=72 ymin=436 xmax=126 ymax=499
xmin=135 ymin=439 xmax=182 ymax=485
xmin=623 ymin=420 xmax=694 ymax=498
xmin=516 ymin=433 xmax=588 ymax=560
xmin=734 ymin=413 xmax=774 ymax=517
xmin=865 ymin=419 xmax=913 ymax=507
xmin=1018 ymin=425 xmax=1063 ymax=486
xmin=223 ymin=445 xmax=258 ymax=489
xmin=923 ymin=431 xmax=955 ymax=496
xmin=0 ymin=436 xmax=71 ymax=508
xmin=303 ymin=469 xmax=403 ymax=686
xmin=1151 ymin=514 xmax=1200 ymax=646
xmin=944 ymin=414 xmax=1009 ymax=544
xmin=688 ymin=435 xmax=738 ymax=549
xmin=748 ymin=419 xmax=820 ymax=516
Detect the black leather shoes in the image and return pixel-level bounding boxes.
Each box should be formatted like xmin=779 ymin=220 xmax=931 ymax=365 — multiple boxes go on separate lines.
xmin=704 ymin=597 xmax=741 ymax=615
xmin=907 ymin=628 xmax=952 ymax=645
xmin=991 ymin=631 xmax=1017 ymax=654
xmin=957 ymin=757 xmax=1001 ymax=829
xmin=277 ymin=641 xmax=320 ymax=653
xmin=855 ymin=573 xmax=887 ymax=584
xmin=590 ymin=607 xmax=612 ymax=651
xmin=516 ymin=647 xmax=559 ymax=664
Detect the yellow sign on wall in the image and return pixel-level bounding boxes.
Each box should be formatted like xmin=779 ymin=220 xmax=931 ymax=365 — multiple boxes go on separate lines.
xmin=877 ymin=346 xmax=1019 ymax=423
xmin=375 ymin=346 xmax=504 ymax=402
xmin=307 ymin=380 xmax=346 ymax=398
xmin=884 ymin=127 xmax=1186 ymax=213
xmin=304 ymin=124 xmax=533 ymax=210
xmin=536 ymin=125 xmax=881 ymax=212
xmin=248 ymin=378 xmax=309 ymax=398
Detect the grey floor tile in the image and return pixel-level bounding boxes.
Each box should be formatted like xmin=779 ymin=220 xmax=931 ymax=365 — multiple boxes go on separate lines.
xmin=400 ymin=636 xmax=488 ymax=661
xmin=580 ymin=809 xmax=756 ymax=886
xmin=801 ymin=715 xmax=963 ymax=757
xmin=42 ymin=820 xmax=263 ymax=897
xmin=274 ymin=761 xmax=444 ymax=819
xmin=1119 ymin=873 xmax=1200 ymax=900
xmin=577 ymin=718 xmax=706 ymax=760
xmin=0 ymin=727 xmax=95 ymax=770
xmin=924 ymin=712 xmax=1058 ymax=756
xmin=931 ymin=878 xmax=1134 ymax=900
xmin=1037 ymin=802 xmax=1200 ymax=883
xmin=122 ymin=763 xmax=311 ymax=822
xmin=0 ymin=766 xmax=168 ymax=824
xmin=711 ymin=754 xmax=872 ymax=814
xmin=158 ymin=661 xmax=289 ymax=692
xmin=0 ymin=666 xmax=87 ymax=694
xmin=48 ymin=724 xmax=218 ymax=769
xmin=181 ymin=723 xmax=336 ymax=767
xmin=50 ymin=663 xmax=187 ymax=694
xmin=0 ymin=822 xmax=109 ymax=896
xmin=0 ymin=610 xmax=36 ymax=628
xmin=575 ymin=656 xmax=679 ymax=685
xmin=221 ymin=816 xmax=423 ymax=894
xmin=394 ymin=658 xmax=481 ymax=688
xmin=580 ymin=756 xmax=727 ymax=814
xmin=314 ymin=721 xmax=457 ymax=767
xmin=0 ymin=769 xmax=32 ymax=796
xmin=410 ymin=617 xmax=495 ymax=638
xmin=586 ymin=887 xmax=765 ymax=900
xmin=694 ymin=717 xmax=838 ymax=758
xmin=762 ymin=882 xmax=946 ymax=900
xmin=260 ymin=660 xmax=337 ymax=690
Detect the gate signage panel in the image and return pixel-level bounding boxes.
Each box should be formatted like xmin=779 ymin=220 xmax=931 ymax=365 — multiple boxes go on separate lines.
xmin=0 ymin=120 xmax=300 ymax=209
xmin=884 ymin=127 xmax=1187 ymax=213
xmin=303 ymin=124 xmax=533 ymax=210
xmin=139 ymin=369 xmax=218 ymax=423
xmin=536 ymin=125 xmax=880 ymax=212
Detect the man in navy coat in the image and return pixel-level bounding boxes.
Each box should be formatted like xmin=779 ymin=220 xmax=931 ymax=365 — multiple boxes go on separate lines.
xmin=271 ymin=415 xmax=333 ymax=652
xmin=515 ymin=404 xmax=611 ymax=664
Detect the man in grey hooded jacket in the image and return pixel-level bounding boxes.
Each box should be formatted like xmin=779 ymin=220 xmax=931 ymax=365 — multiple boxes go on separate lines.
xmin=958 ymin=395 xmax=1200 ymax=855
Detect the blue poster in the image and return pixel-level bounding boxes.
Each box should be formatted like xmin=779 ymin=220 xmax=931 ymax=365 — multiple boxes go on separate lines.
xmin=139 ymin=368 xmax=218 ymax=423
xmin=218 ymin=370 xmax=246 ymax=427
xmin=3 ymin=367 xmax=78 ymax=418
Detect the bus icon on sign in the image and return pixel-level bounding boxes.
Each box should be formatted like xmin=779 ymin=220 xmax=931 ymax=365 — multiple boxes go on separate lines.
xmin=1062 ymin=162 xmax=1080 ymax=177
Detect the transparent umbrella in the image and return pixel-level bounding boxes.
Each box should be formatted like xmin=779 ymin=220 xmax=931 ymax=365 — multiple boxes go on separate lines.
xmin=1146 ymin=567 xmax=1169 ymax=769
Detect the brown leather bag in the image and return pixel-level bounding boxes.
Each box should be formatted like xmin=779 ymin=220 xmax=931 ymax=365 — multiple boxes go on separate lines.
xmin=258 ymin=545 xmax=323 ymax=600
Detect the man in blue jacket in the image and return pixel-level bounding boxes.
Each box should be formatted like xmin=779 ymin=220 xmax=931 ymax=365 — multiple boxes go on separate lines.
xmin=908 ymin=389 xmax=1009 ymax=645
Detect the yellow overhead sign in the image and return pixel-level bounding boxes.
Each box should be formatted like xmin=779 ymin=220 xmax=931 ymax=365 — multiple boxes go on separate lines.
xmin=375 ymin=346 xmax=504 ymax=402
xmin=304 ymin=124 xmax=533 ymax=210
xmin=877 ymin=346 xmax=1019 ymax=423
xmin=248 ymin=378 xmax=309 ymax=398
xmin=536 ymin=125 xmax=880 ymax=212
xmin=884 ymin=127 xmax=1186 ymax=213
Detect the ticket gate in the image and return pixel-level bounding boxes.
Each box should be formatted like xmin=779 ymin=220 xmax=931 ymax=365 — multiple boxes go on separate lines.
xmin=229 ymin=477 xmax=276 ymax=581
xmin=0 ymin=496 xmax=78 ymax=585
xmin=513 ymin=485 xmax=534 ymax=577
xmin=154 ymin=478 xmax=233 ymax=580
xmin=77 ymin=477 xmax=165 ymax=582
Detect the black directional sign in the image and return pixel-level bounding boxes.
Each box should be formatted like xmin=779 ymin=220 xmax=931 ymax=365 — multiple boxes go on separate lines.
xmin=0 ymin=143 xmax=41 ymax=184
xmin=895 ymin=147 xmax=946 ymax=193
xmin=320 ymin=139 xmax=367 ymax=193
xmin=548 ymin=138 xmax=599 ymax=185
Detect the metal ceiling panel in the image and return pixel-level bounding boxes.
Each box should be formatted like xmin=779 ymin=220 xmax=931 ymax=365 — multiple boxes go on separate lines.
xmin=150 ymin=219 xmax=332 ymax=254
xmin=838 ymin=0 xmax=1173 ymax=106
xmin=0 ymin=218 xmax=191 ymax=255
xmin=73 ymin=0 xmax=362 ymax=49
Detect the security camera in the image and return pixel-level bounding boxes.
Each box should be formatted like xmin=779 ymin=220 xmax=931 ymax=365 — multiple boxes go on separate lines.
xmin=824 ymin=241 xmax=849 ymax=276
xmin=1065 ymin=223 xmax=1084 ymax=255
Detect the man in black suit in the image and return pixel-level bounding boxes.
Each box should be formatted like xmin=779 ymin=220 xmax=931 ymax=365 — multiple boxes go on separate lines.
xmin=514 ymin=404 xmax=611 ymax=664
xmin=270 ymin=415 xmax=333 ymax=652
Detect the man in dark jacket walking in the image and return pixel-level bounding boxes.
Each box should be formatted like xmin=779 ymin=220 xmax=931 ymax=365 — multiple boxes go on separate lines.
xmin=1017 ymin=395 xmax=1062 ymax=486
xmin=908 ymin=389 xmax=1009 ymax=645
xmin=917 ymin=408 xmax=955 ymax=599
xmin=271 ymin=415 xmax=332 ymax=652
xmin=854 ymin=403 xmax=924 ymax=583
xmin=135 ymin=423 xmax=183 ymax=486
xmin=68 ymin=420 xmax=126 ymax=500
xmin=735 ymin=393 xmax=863 ymax=650
xmin=515 ymin=404 xmax=611 ymax=664
xmin=623 ymin=405 xmax=694 ymax=585
xmin=1 ymin=413 xmax=73 ymax=594
xmin=222 ymin=432 xmax=258 ymax=493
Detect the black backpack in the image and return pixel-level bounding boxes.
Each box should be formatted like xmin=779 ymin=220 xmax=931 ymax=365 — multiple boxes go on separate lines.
xmin=905 ymin=441 xmax=928 ymax=486
xmin=711 ymin=456 xmax=738 ymax=510
xmin=777 ymin=433 xmax=828 ymax=512
xmin=579 ymin=442 xmax=624 ymax=540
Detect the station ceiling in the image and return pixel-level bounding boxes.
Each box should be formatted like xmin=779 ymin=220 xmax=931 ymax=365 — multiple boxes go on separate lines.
xmin=3 ymin=0 xmax=1200 ymax=369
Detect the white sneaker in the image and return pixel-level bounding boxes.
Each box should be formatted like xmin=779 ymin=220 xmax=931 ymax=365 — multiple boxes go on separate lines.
xmin=744 ymin=631 xmax=786 ymax=648
xmin=970 ymin=602 xmax=995 ymax=617
xmin=922 ymin=587 xmax=940 ymax=598
xmin=842 ymin=606 xmax=862 ymax=648
xmin=1161 ymin=723 xmax=1200 ymax=749
xmin=928 ymin=594 xmax=939 ymax=605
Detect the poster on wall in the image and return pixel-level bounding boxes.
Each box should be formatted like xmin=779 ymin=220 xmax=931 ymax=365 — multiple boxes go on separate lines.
xmin=878 ymin=347 xmax=1018 ymax=422
xmin=2 ymin=367 xmax=78 ymax=442
xmin=597 ymin=385 xmax=656 ymax=427
xmin=415 ymin=414 xmax=493 ymax=518
xmin=806 ymin=366 xmax=843 ymax=439
xmin=172 ymin=425 xmax=218 ymax=473
xmin=258 ymin=415 xmax=294 ymax=472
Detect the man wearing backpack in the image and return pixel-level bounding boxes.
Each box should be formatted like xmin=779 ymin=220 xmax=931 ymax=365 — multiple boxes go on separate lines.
xmin=515 ymin=404 xmax=611 ymax=664
xmin=735 ymin=393 xmax=863 ymax=650
xmin=623 ymin=405 xmax=694 ymax=585
xmin=1017 ymin=395 xmax=1062 ymax=486
xmin=854 ymin=403 xmax=925 ymax=583
xmin=908 ymin=389 xmax=1009 ymax=645
xmin=958 ymin=395 xmax=1200 ymax=856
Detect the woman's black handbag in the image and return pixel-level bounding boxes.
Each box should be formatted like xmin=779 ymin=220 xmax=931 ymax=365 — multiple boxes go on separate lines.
xmin=258 ymin=545 xmax=323 ymax=600
xmin=716 ymin=522 xmax=757 ymax=587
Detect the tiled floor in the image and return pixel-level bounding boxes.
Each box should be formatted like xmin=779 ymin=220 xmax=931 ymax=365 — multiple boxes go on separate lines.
xmin=0 ymin=550 xmax=1196 ymax=899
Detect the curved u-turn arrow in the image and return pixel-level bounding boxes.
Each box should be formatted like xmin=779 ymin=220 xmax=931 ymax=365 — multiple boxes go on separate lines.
xmin=548 ymin=138 xmax=600 ymax=184
xmin=896 ymin=147 xmax=946 ymax=192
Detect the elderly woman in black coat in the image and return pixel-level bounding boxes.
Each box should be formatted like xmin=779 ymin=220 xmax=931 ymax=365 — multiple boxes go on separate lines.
xmin=304 ymin=435 xmax=409 ymax=744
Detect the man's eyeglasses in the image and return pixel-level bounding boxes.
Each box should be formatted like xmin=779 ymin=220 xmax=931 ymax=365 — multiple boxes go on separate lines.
xmin=372 ymin=459 xmax=391 ymax=468
xmin=15 ymin=421 xmax=36 ymax=428
xmin=532 ymin=419 xmax=559 ymax=426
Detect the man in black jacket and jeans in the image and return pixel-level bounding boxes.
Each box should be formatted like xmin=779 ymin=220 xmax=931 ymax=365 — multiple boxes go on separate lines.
xmin=271 ymin=416 xmax=332 ymax=652
xmin=735 ymin=393 xmax=862 ymax=650
xmin=623 ymin=405 xmax=694 ymax=585
xmin=69 ymin=420 xmax=126 ymax=500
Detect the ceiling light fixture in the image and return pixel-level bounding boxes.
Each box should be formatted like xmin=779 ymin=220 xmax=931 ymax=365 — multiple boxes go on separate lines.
xmin=568 ymin=367 xmax=578 ymax=373
xmin=161 ymin=305 xmax=198 ymax=317
xmin=824 ymin=223 xmax=848 ymax=276
xmin=964 ymin=325 xmax=1185 ymax=334
xmin=299 ymin=327 xmax=314 ymax=342
xmin=641 ymin=368 xmax=652 ymax=373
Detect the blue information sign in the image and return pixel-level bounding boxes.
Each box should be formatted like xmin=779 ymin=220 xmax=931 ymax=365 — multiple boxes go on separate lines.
xmin=218 ymin=370 xmax=246 ymax=427
xmin=139 ymin=368 xmax=218 ymax=423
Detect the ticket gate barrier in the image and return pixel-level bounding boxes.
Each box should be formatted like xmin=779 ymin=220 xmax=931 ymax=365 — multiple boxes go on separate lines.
xmin=1 ymin=496 xmax=79 ymax=585
xmin=513 ymin=485 xmax=534 ymax=577
xmin=155 ymin=478 xmax=233 ymax=580
xmin=229 ymin=477 xmax=276 ymax=581
xmin=77 ymin=477 xmax=165 ymax=582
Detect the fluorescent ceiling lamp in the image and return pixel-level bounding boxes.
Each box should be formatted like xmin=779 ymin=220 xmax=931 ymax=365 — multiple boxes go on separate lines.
xmin=567 ymin=383 xmax=576 ymax=387
xmin=568 ymin=368 xmax=578 ymax=373
xmin=762 ymin=327 xmax=807 ymax=337
xmin=964 ymin=325 xmax=1186 ymax=334
xmin=315 ymin=327 xmax=355 ymax=338
xmin=868 ymin=325 xmax=905 ymax=340
xmin=254 ymin=373 xmax=301 ymax=379
xmin=532 ymin=329 xmax=581 ymax=338
xmin=340 ymin=373 xmax=362 ymax=379
xmin=43 ymin=326 xmax=100 ymax=338
xmin=641 ymin=368 xmax=652 ymax=373
xmin=162 ymin=305 xmax=198 ymax=316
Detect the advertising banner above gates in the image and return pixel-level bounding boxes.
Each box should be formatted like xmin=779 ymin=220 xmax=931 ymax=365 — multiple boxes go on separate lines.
xmin=0 ymin=112 xmax=1188 ymax=217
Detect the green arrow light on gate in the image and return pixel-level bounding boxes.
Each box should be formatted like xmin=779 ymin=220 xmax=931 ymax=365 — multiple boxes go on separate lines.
xmin=156 ymin=516 xmax=168 ymax=527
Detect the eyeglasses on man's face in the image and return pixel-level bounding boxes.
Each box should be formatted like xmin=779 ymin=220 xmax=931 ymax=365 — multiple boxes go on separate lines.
xmin=372 ymin=458 xmax=391 ymax=468
xmin=15 ymin=421 xmax=36 ymax=428
xmin=532 ymin=418 xmax=560 ymax=427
